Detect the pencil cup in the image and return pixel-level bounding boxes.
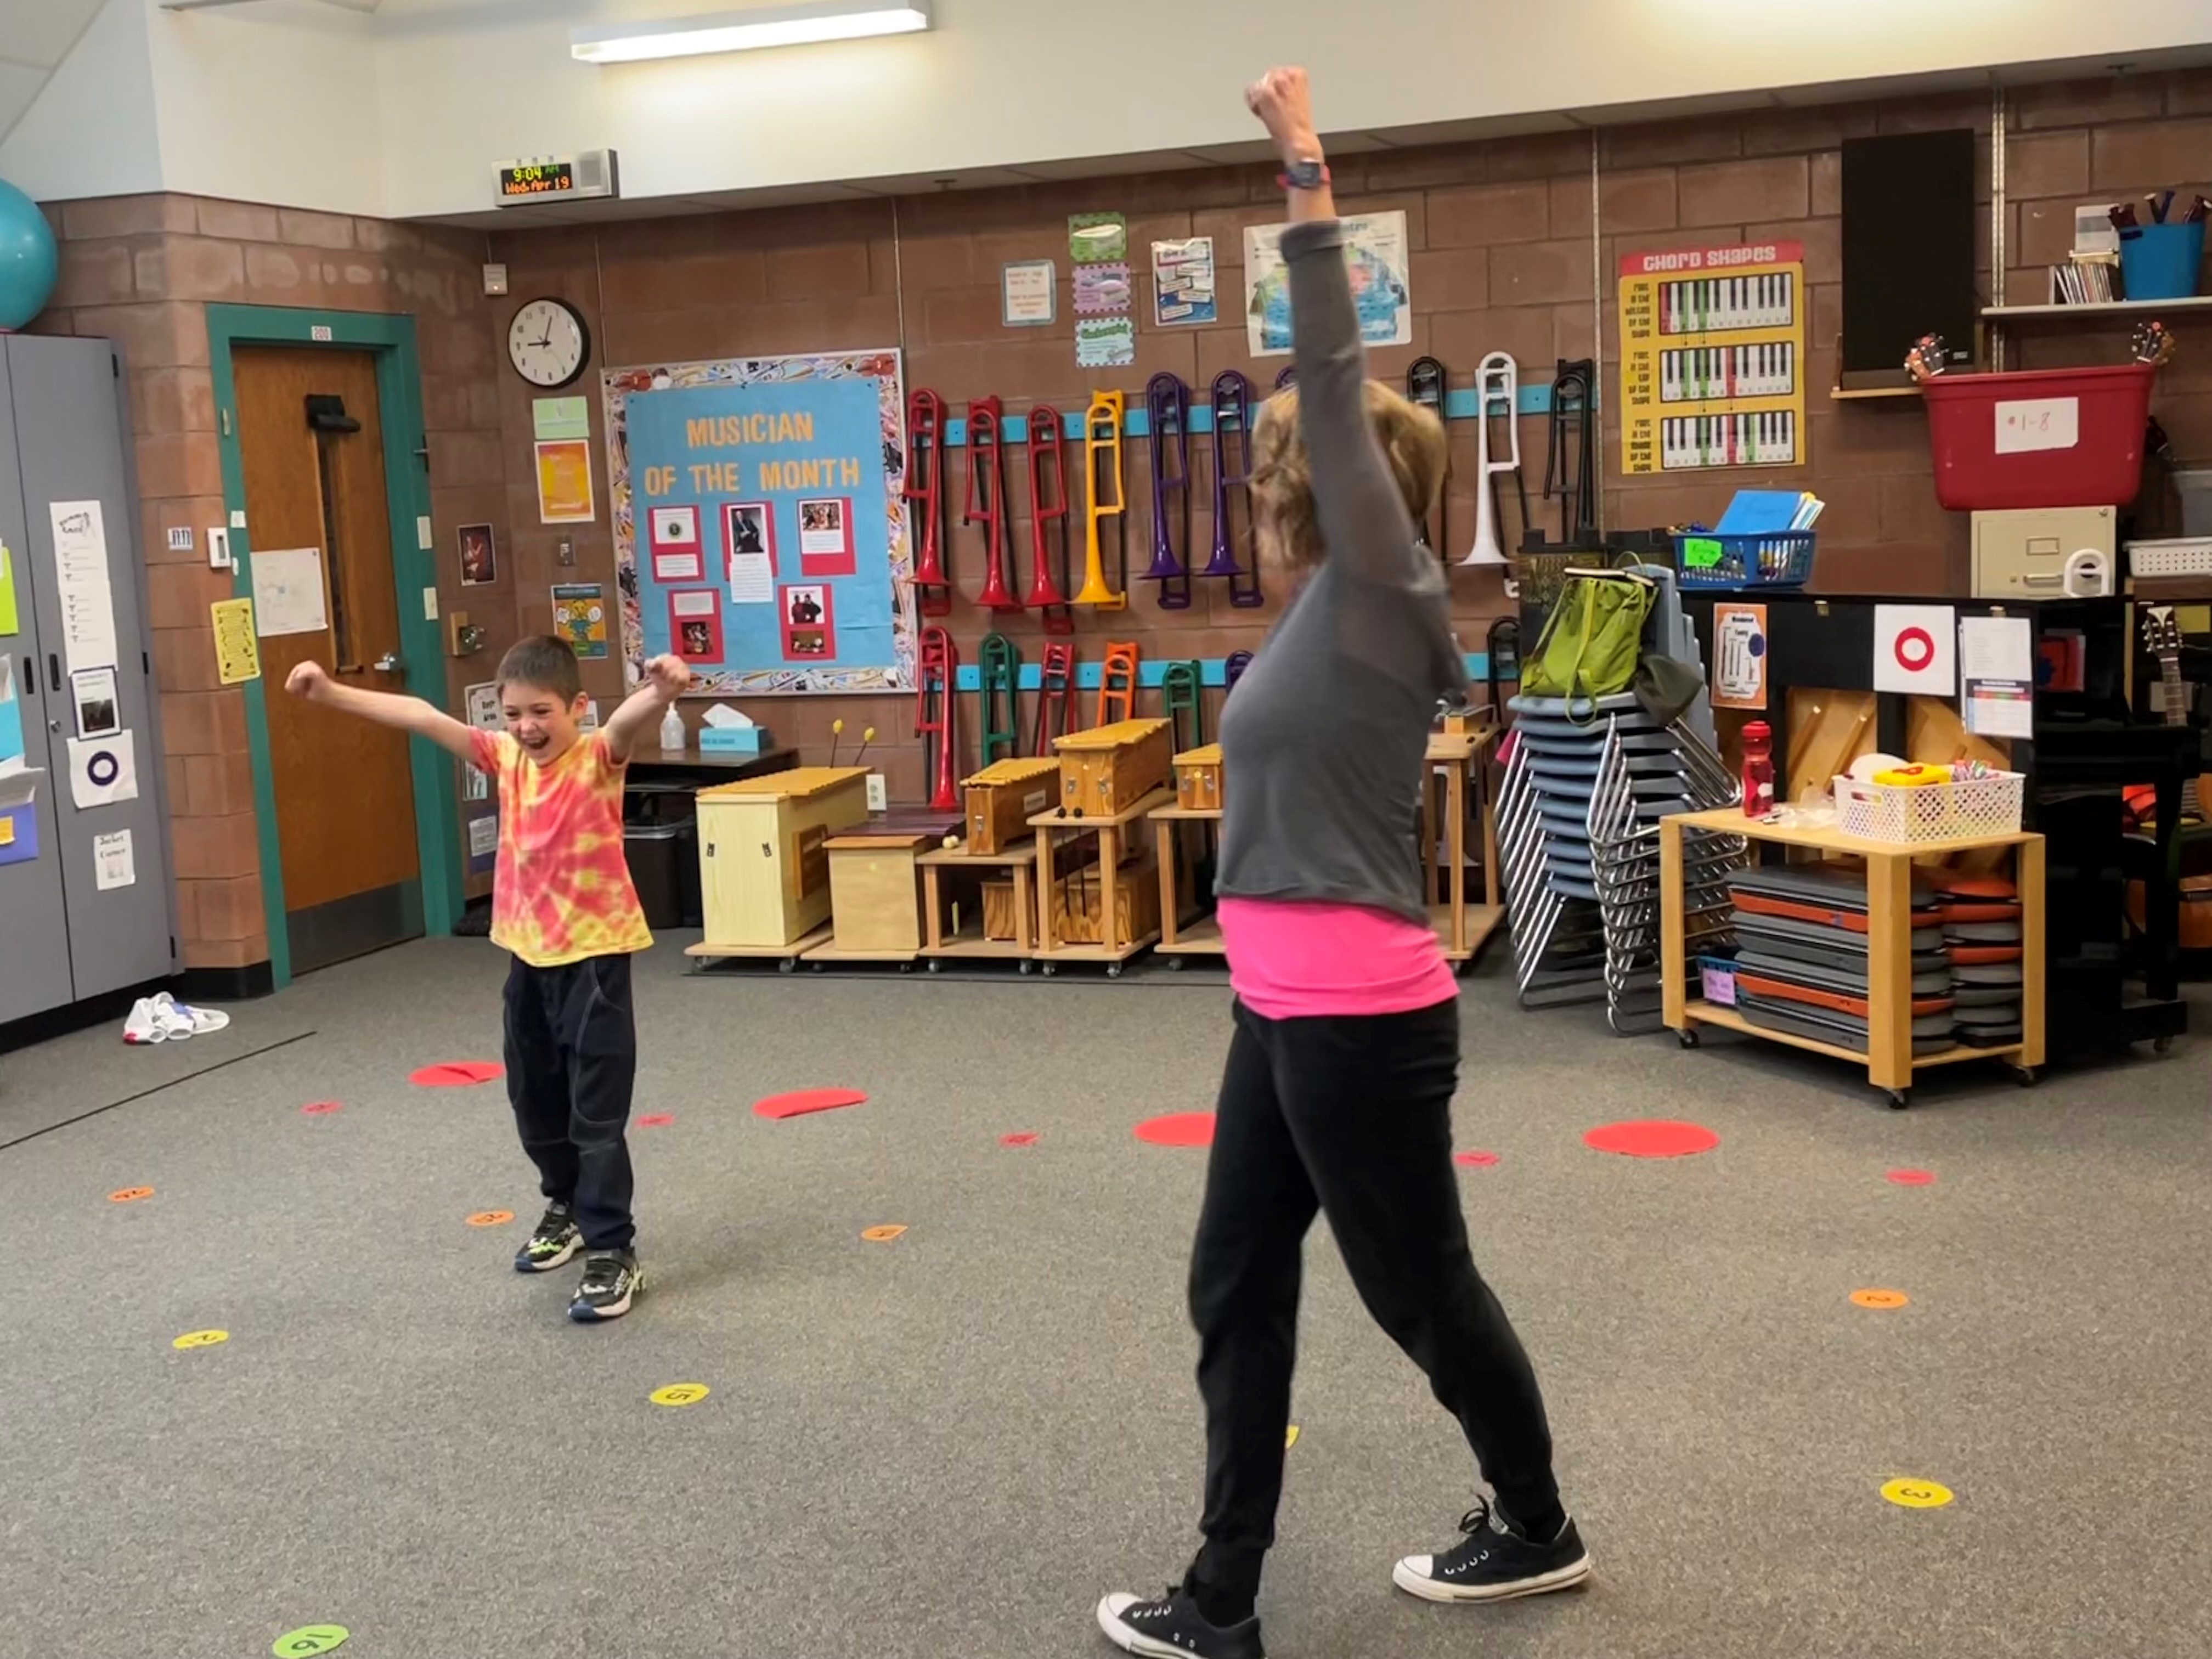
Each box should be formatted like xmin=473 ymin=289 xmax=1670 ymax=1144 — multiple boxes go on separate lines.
xmin=2118 ymin=221 xmax=2205 ymax=302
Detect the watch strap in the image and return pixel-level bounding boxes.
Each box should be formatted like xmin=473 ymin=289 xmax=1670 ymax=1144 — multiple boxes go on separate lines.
xmin=1278 ymin=160 xmax=1331 ymax=191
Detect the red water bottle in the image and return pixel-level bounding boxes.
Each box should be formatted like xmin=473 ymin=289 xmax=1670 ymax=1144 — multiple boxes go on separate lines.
xmin=1741 ymin=720 xmax=1775 ymax=819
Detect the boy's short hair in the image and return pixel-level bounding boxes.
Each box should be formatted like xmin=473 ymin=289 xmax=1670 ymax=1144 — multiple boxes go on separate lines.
xmin=495 ymin=635 xmax=583 ymax=702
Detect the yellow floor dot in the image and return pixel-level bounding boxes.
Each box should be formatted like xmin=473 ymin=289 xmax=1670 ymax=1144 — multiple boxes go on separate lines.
xmin=1284 ymin=1425 xmax=1300 ymax=1449
xmin=1881 ymin=1477 xmax=1954 ymax=1509
xmin=650 ymin=1383 xmax=710 ymax=1407
xmin=172 ymin=1329 xmax=229 ymax=1351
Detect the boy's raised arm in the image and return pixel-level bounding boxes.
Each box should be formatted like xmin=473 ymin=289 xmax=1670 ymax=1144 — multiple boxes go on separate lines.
xmin=285 ymin=661 xmax=478 ymax=764
xmin=602 ymin=654 xmax=692 ymax=765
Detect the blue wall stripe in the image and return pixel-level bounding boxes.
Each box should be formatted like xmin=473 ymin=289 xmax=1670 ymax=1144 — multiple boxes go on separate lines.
xmin=935 ymin=383 xmax=1590 ymax=447
xmin=950 ymin=653 xmax=1493 ymax=692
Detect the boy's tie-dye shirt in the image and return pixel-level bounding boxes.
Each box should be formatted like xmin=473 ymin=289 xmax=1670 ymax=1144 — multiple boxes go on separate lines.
xmin=469 ymin=729 xmax=652 ymax=967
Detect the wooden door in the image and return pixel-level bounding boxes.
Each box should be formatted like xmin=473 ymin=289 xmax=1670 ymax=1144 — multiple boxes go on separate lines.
xmin=234 ymin=346 xmax=422 ymax=972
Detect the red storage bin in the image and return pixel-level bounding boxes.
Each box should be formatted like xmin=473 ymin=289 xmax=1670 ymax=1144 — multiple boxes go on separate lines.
xmin=1921 ymin=363 xmax=2154 ymax=511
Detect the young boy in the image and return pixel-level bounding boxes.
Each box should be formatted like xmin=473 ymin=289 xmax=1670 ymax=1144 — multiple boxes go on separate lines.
xmin=286 ymin=636 xmax=691 ymax=1323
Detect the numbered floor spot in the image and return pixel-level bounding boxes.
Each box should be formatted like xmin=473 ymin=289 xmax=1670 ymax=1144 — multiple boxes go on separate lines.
xmin=272 ymin=1625 xmax=349 ymax=1656
xmin=172 ymin=1329 xmax=229 ymax=1351
xmin=861 ymin=1224 xmax=908 ymax=1242
xmin=1850 ymin=1289 xmax=1911 ymax=1310
xmin=650 ymin=1383 xmax=710 ymax=1407
xmin=466 ymin=1210 xmax=514 ymax=1227
xmin=1881 ymin=1477 xmax=1954 ymax=1510
xmin=106 ymin=1186 xmax=154 ymax=1203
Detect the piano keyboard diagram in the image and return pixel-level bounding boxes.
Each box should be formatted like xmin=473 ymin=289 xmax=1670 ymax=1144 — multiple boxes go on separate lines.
xmin=1618 ymin=241 xmax=1806 ymax=474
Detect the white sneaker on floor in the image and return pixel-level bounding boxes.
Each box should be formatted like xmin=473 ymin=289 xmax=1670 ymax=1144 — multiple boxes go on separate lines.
xmin=122 ymin=998 xmax=164 ymax=1045
xmin=151 ymin=991 xmax=229 ymax=1036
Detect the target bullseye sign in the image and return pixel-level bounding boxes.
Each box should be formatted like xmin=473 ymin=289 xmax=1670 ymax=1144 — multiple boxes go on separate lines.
xmin=1873 ymin=605 xmax=1957 ymax=695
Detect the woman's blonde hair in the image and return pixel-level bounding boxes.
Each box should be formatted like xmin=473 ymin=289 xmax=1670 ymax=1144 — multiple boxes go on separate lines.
xmin=1249 ymin=382 xmax=1448 ymax=571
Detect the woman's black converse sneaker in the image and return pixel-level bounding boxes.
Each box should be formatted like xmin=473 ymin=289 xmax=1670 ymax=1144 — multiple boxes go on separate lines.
xmin=1095 ymin=1587 xmax=1265 ymax=1659
xmin=1392 ymin=1498 xmax=1592 ymax=1604
xmin=513 ymin=1204 xmax=581 ymax=1273
xmin=568 ymin=1250 xmax=642 ymax=1322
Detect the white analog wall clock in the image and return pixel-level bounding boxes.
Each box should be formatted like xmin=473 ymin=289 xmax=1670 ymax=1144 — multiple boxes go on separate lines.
xmin=507 ymin=296 xmax=590 ymax=388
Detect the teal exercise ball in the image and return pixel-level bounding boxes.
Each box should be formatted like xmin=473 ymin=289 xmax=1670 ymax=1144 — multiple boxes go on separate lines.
xmin=0 ymin=177 xmax=59 ymax=331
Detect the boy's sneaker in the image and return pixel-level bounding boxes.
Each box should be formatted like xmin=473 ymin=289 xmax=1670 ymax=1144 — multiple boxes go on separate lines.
xmin=1392 ymin=1498 xmax=1591 ymax=1604
xmin=513 ymin=1204 xmax=582 ymax=1273
xmin=1095 ymin=1587 xmax=1265 ymax=1659
xmin=568 ymin=1250 xmax=642 ymax=1322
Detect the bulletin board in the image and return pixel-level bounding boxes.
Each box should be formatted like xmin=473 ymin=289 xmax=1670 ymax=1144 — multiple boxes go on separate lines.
xmin=1618 ymin=240 xmax=1805 ymax=475
xmin=604 ymin=349 xmax=914 ymax=693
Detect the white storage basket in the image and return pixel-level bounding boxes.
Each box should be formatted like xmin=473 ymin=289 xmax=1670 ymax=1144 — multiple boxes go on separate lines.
xmin=1833 ymin=771 xmax=2024 ymax=844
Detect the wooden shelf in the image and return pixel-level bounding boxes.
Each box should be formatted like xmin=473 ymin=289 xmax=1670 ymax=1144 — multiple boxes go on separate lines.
xmin=1829 ymin=385 xmax=1922 ymax=402
xmin=1665 ymin=806 xmax=2038 ymax=859
xmin=1685 ymin=1005 xmax=2024 ymax=1072
xmin=685 ymin=922 xmax=833 ymax=963
xmin=1156 ymin=913 xmax=1225 ymax=956
xmin=922 ymin=920 xmax=1034 ymax=963
xmin=1029 ymin=786 xmax=1175 ymax=831
xmin=1984 ymin=294 xmax=2212 ymax=322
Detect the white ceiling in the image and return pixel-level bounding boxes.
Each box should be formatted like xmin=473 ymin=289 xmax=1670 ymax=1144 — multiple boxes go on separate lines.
xmin=0 ymin=0 xmax=110 ymax=143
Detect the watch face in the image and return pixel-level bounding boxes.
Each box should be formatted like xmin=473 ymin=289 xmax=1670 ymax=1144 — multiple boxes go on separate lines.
xmin=508 ymin=298 xmax=588 ymax=388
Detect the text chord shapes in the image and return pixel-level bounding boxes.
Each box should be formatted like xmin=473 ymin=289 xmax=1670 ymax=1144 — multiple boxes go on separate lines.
xmin=409 ymin=1060 xmax=505 ymax=1087
xmin=1582 ymin=1120 xmax=1719 ymax=1159
xmin=272 ymin=1628 xmax=349 ymax=1657
xmin=650 ymin=1383 xmax=711 ymax=1407
xmin=172 ymin=1329 xmax=229 ymax=1351
xmin=1850 ymin=1289 xmax=1911 ymax=1310
xmin=107 ymin=1186 xmax=154 ymax=1203
xmin=861 ymin=1224 xmax=909 ymax=1242
xmin=754 ymin=1087 xmax=869 ymax=1120
xmin=1881 ymin=1477 xmax=1954 ymax=1510
xmin=465 ymin=1210 xmax=515 ymax=1227
xmin=1135 ymin=1112 xmax=1216 ymax=1148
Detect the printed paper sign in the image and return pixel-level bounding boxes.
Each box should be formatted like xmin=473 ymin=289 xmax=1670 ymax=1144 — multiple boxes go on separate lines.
xmin=1711 ymin=602 xmax=1768 ymax=710
xmin=1152 ymin=236 xmax=1217 ymax=327
xmin=1002 ymin=259 xmax=1056 ymax=326
xmin=796 ymin=496 xmax=856 ymax=577
xmin=670 ymin=588 xmax=725 ymax=662
xmin=250 ymin=548 xmax=329 ymax=637
xmin=1874 ymin=603 xmax=1958 ymax=695
xmin=532 ymin=396 xmax=590 ymax=442
xmin=535 ymin=439 xmax=596 ymax=523
xmin=93 ymin=828 xmax=134 ymax=890
xmin=1075 ymin=317 xmax=1137 ymax=368
xmin=1073 ymin=262 xmax=1132 ymax=315
xmin=724 ymin=501 xmax=776 ymax=602
xmin=0 ymin=543 xmax=18 ymax=636
xmin=50 ymin=501 xmax=118 ymax=672
xmin=70 ymin=666 xmax=121 ymax=737
xmin=650 ymin=504 xmax=703 ymax=583
xmin=468 ymin=815 xmax=498 ymax=860
xmin=67 ymin=730 xmax=138 ymax=809
xmin=1994 ymin=397 xmax=2079 ymax=455
xmin=1068 ymin=212 xmax=1127 ymax=263
xmin=211 ymin=598 xmax=260 ymax=684
xmin=780 ymin=583 xmax=836 ymax=661
xmin=1960 ymin=614 xmax=2035 ymax=739
xmin=1245 ymin=212 xmax=1412 ymax=356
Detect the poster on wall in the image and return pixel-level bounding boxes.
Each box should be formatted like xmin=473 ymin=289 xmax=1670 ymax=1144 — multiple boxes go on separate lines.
xmin=1618 ymin=240 xmax=1807 ymax=474
xmin=1152 ymin=236 xmax=1217 ymax=326
xmin=551 ymin=583 xmax=609 ymax=659
xmin=535 ymin=438 xmax=596 ymax=523
xmin=458 ymin=523 xmax=498 ymax=586
xmin=603 ymin=348 xmax=915 ymax=694
xmin=1244 ymin=212 xmax=1411 ymax=357
xmin=1711 ymin=602 xmax=1768 ymax=710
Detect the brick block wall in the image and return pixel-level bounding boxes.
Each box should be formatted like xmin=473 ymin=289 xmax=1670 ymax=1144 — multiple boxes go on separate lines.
xmin=32 ymin=196 xmax=503 ymax=968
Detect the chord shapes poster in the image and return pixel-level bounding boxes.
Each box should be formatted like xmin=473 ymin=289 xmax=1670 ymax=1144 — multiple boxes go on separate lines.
xmin=1618 ymin=240 xmax=1806 ymax=475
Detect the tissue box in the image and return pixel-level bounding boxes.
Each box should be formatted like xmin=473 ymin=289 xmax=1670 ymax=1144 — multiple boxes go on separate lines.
xmin=698 ymin=725 xmax=768 ymax=754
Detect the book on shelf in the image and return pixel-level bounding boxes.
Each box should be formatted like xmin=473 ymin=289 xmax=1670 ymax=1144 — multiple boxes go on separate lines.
xmin=2047 ymin=253 xmax=2120 ymax=306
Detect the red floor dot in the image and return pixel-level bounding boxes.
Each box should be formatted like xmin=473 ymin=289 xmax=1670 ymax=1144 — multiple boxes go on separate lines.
xmin=1001 ymin=1132 xmax=1039 ymax=1147
xmin=1582 ymin=1120 xmax=1720 ymax=1159
xmin=1135 ymin=1112 xmax=1215 ymax=1148
xmin=635 ymin=1113 xmax=674 ymax=1128
xmin=409 ymin=1061 xmax=504 ymax=1087
xmin=300 ymin=1101 xmax=342 ymax=1116
xmin=753 ymin=1087 xmax=869 ymax=1120
xmin=1886 ymin=1168 xmax=1937 ymax=1186
xmin=1454 ymin=1150 xmax=1500 ymax=1168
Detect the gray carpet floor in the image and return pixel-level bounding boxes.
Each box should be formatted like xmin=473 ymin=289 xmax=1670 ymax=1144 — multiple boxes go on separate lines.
xmin=2 ymin=937 xmax=2207 ymax=1659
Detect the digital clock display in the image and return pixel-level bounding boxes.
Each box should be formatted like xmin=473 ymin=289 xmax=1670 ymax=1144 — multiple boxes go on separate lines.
xmin=499 ymin=161 xmax=575 ymax=200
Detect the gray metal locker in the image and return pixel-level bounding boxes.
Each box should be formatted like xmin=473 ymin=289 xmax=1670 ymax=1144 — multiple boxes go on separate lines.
xmin=0 ymin=335 xmax=179 ymax=1027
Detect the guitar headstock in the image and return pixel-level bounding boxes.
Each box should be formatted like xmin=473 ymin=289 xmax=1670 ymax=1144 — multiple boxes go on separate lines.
xmin=2140 ymin=602 xmax=2182 ymax=658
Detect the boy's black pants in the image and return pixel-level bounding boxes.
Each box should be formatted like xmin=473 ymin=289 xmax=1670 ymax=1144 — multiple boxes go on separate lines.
xmin=502 ymin=952 xmax=637 ymax=1253
xmin=1188 ymin=996 xmax=1561 ymax=1606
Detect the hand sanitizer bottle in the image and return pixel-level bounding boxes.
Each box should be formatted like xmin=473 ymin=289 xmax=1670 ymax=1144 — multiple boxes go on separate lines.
xmin=659 ymin=704 xmax=685 ymax=753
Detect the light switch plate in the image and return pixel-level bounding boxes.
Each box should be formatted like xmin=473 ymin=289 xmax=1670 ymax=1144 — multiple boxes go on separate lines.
xmin=423 ymin=587 xmax=439 ymax=621
xmin=206 ymin=527 xmax=230 ymax=570
xmin=416 ymin=515 xmax=433 ymax=550
xmin=229 ymin=509 xmax=247 ymax=529
xmin=556 ymin=536 xmax=576 ymax=567
xmin=866 ymin=772 xmax=888 ymax=812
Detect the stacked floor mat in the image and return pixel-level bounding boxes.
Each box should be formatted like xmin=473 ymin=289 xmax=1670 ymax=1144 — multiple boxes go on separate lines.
xmin=1499 ymin=692 xmax=1746 ymax=1034
xmin=1728 ymin=865 xmax=1956 ymax=1056
xmin=1940 ymin=874 xmax=2025 ymax=1047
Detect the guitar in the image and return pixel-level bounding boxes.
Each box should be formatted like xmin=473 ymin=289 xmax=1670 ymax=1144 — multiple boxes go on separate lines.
xmin=2139 ymin=603 xmax=2201 ymax=819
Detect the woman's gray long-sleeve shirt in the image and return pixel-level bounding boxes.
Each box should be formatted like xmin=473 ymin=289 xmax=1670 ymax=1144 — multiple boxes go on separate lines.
xmin=1213 ymin=218 xmax=1470 ymax=925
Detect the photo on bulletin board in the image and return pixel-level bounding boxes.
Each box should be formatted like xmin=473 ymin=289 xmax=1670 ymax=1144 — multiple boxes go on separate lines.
xmin=648 ymin=504 xmax=703 ymax=583
xmin=458 ymin=523 xmax=498 ymax=586
xmin=603 ymin=348 xmax=914 ymax=693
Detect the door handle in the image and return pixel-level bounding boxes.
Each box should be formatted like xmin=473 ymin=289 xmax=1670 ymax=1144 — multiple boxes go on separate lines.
xmin=373 ymin=652 xmax=404 ymax=673
xmin=48 ymin=652 xmax=61 ymax=692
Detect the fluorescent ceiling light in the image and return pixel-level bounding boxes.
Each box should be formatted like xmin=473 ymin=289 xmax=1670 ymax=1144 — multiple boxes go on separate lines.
xmin=571 ymin=1 xmax=931 ymax=63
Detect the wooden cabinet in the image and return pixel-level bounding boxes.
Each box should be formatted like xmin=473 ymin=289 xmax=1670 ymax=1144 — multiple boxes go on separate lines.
xmin=823 ymin=830 xmax=933 ymax=955
xmin=696 ymin=766 xmax=869 ymax=947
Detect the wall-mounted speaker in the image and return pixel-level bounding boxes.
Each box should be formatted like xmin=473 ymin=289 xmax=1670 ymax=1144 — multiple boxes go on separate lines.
xmin=1839 ymin=129 xmax=1978 ymax=391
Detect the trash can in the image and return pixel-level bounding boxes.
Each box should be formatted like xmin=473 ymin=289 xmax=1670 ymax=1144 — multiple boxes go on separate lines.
xmin=625 ymin=821 xmax=702 ymax=930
